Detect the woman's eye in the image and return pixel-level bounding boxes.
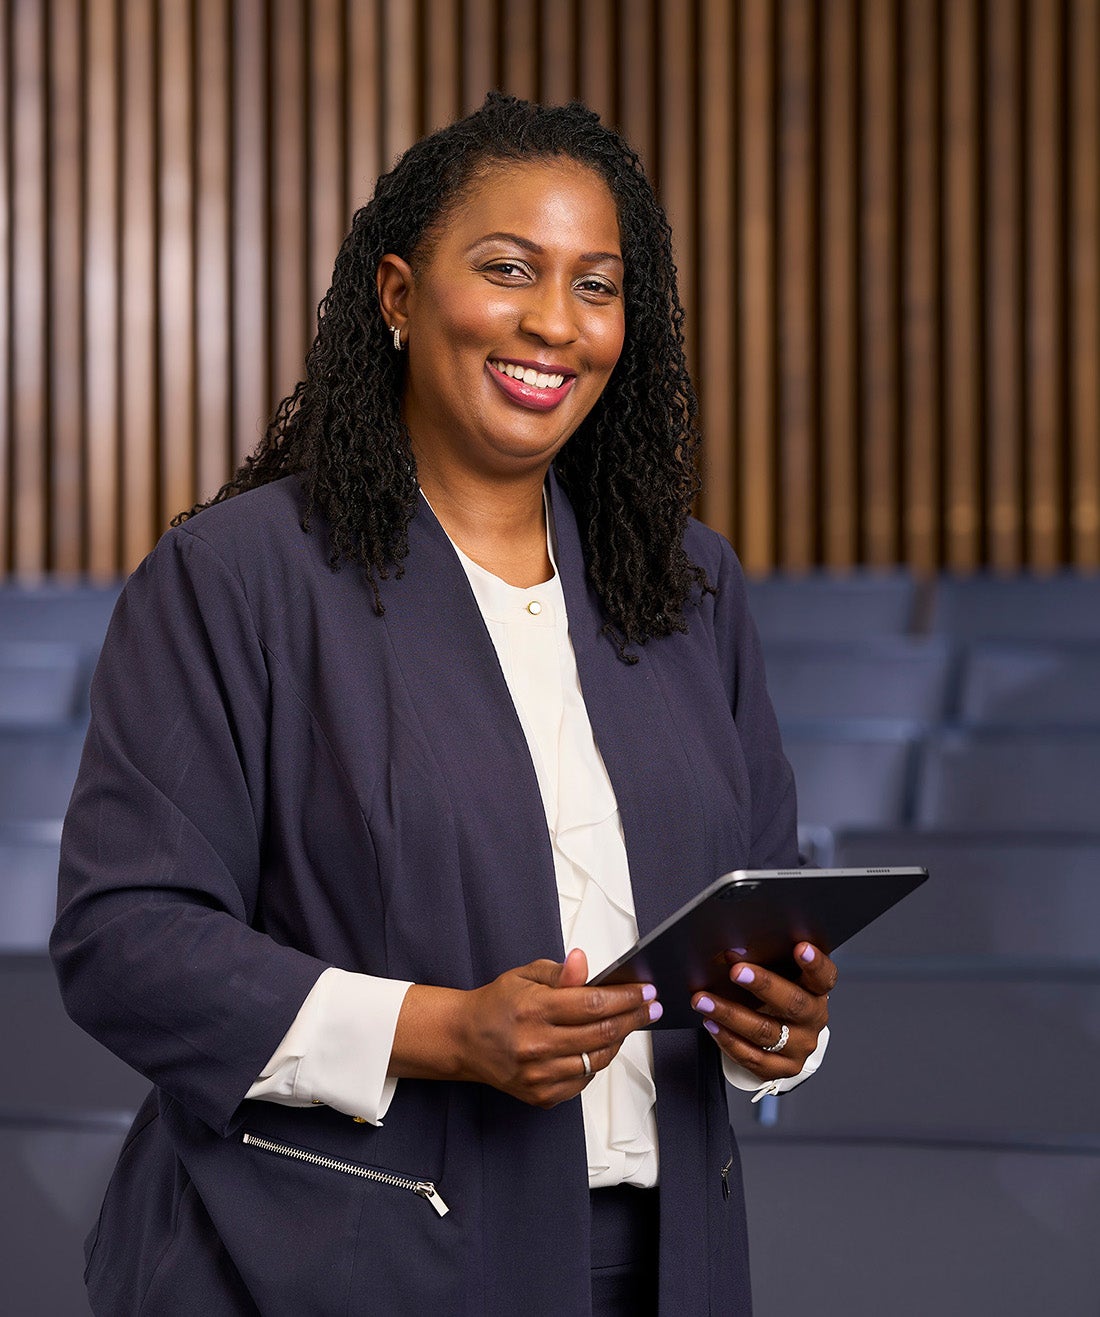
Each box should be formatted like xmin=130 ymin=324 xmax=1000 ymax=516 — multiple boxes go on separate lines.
xmin=577 ymin=278 xmax=618 ymax=297
xmin=486 ymin=261 xmax=528 ymax=279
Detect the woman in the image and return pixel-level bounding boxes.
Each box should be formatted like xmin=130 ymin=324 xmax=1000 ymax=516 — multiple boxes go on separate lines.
xmin=53 ymin=94 xmax=834 ymax=1315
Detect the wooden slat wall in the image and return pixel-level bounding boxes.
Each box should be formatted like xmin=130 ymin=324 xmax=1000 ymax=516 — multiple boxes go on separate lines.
xmin=1 ymin=0 xmax=1098 ymax=580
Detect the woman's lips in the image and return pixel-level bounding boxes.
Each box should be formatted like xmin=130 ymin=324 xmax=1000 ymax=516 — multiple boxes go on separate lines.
xmin=486 ymin=360 xmax=576 ymax=412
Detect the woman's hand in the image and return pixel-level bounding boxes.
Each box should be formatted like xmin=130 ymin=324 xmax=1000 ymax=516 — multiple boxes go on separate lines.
xmin=690 ymin=942 xmax=837 ymax=1079
xmin=391 ymin=949 xmax=661 ymax=1108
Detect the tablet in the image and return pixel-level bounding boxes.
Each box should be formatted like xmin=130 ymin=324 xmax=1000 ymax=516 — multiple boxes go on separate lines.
xmin=589 ymin=866 xmax=927 ymax=1028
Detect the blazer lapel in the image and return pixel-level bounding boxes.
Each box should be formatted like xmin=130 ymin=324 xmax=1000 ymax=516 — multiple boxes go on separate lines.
xmin=547 ymin=473 xmax=713 ymax=941
xmin=377 ymin=497 xmax=565 ymax=982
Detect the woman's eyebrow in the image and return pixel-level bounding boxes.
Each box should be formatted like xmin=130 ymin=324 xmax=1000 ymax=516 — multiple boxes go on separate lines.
xmin=467 ymin=231 xmax=623 ymax=266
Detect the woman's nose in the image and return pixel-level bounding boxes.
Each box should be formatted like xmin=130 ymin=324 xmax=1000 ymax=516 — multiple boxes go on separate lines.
xmin=518 ymin=282 xmax=579 ymax=345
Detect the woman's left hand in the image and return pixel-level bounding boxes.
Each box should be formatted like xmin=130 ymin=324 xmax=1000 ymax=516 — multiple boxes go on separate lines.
xmin=690 ymin=942 xmax=837 ymax=1079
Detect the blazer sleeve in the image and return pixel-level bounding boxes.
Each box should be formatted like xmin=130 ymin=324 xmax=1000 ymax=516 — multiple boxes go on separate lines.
xmin=51 ymin=527 xmax=329 ymax=1136
xmin=710 ymin=537 xmax=800 ymax=869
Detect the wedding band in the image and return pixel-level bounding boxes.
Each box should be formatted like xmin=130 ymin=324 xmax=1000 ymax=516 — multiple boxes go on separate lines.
xmin=581 ymin=1051 xmax=593 ymax=1078
xmin=761 ymin=1023 xmax=790 ymax=1054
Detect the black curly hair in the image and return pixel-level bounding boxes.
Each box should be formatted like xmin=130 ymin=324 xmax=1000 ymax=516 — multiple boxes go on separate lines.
xmin=176 ymin=92 xmax=710 ymax=657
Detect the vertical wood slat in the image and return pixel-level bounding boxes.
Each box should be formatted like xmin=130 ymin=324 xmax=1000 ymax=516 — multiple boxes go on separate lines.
xmin=49 ymin=0 xmax=84 ymax=575
xmin=820 ymin=0 xmax=858 ymax=569
xmin=697 ymin=0 xmax=736 ymax=541
xmin=618 ymin=0 xmax=655 ymax=179
xmin=738 ymin=0 xmax=775 ymax=574
xmin=120 ymin=0 xmax=156 ymax=567
xmin=1025 ymin=0 xmax=1065 ymax=569
xmin=942 ymin=0 xmax=982 ymax=570
xmin=423 ymin=0 xmax=460 ymax=133
xmin=309 ymin=0 xmax=345 ymax=318
xmin=346 ymin=0 xmax=381 ymax=207
xmin=382 ymin=0 xmax=417 ymax=166
xmin=985 ymin=0 xmax=1024 ymax=570
xmin=901 ymin=0 xmax=940 ymax=573
xmin=271 ymin=0 xmax=308 ymax=406
xmin=231 ymin=0 xmax=269 ymax=466
xmin=502 ymin=0 xmax=537 ymax=102
xmin=1069 ymin=0 xmax=1100 ymax=567
xmin=158 ymin=0 xmax=195 ymax=526
xmin=85 ymin=0 xmax=119 ymax=576
xmin=860 ymin=0 xmax=898 ymax=567
xmin=540 ymin=0 xmax=576 ymax=107
xmin=657 ymin=0 xmax=695 ymax=362
xmin=0 ymin=4 xmax=9 ymax=569
xmin=460 ymin=0 xmax=497 ymax=114
xmin=11 ymin=0 xmax=47 ymax=575
xmin=777 ymin=0 xmax=817 ymax=571
xmin=577 ymin=0 xmax=614 ymax=127
xmin=196 ymin=0 xmax=230 ymax=504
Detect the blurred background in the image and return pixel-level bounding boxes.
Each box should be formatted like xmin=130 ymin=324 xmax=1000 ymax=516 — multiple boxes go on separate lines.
xmin=1 ymin=1 xmax=1099 ymax=1313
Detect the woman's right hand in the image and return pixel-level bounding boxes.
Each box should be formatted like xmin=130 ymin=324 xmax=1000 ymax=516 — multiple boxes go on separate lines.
xmin=390 ymin=949 xmax=661 ymax=1108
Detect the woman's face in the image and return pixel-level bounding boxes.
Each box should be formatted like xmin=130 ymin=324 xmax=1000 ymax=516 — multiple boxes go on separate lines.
xmin=381 ymin=158 xmax=626 ymax=482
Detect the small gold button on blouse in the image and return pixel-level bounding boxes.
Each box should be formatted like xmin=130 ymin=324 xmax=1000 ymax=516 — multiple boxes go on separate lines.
xmin=526 ymin=600 xmax=542 ymax=616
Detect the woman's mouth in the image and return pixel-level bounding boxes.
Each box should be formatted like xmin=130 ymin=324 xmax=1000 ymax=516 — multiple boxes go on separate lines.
xmin=487 ymin=359 xmax=576 ymax=411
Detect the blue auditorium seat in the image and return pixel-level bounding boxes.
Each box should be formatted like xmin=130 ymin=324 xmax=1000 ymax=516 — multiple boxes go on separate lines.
xmin=782 ymin=725 xmax=918 ymax=832
xmin=764 ymin=637 xmax=953 ymax=725
xmin=740 ymin=1136 xmax=1100 ymax=1316
xmin=0 ymin=823 xmax=63 ymax=952
xmin=753 ymin=976 xmax=1100 ymax=1140
xmin=831 ymin=829 xmax=1100 ymax=961
xmin=0 ymin=642 xmax=87 ymax=727
xmin=957 ymin=641 xmax=1100 ymax=726
xmin=929 ymin=572 xmax=1100 ymax=641
xmin=0 ymin=1113 xmax=128 ymax=1317
xmin=0 ymin=728 xmax=86 ymax=824
xmin=1 ymin=956 xmax=148 ymax=1115
xmin=746 ymin=572 xmax=919 ymax=644
xmin=0 ymin=584 xmax=121 ymax=647
xmin=1 ymin=955 xmax=146 ymax=1313
xmin=914 ymin=729 xmax=1100 ymax=831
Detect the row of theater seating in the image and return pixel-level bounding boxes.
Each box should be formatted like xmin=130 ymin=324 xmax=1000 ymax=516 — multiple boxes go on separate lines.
xmin=739 ymin=574 xmax=1100 ymax=1313
xmin=743 ymin=826 xmax=1100 ymax=1314
xmin=4 ymin=573 xmax=1100 ymax=1313
xmin=7 ymin=635 xmax=1100 ymax=731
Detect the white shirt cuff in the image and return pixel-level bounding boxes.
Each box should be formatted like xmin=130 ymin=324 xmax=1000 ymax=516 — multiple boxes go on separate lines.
xmin=723 ymin=1025 xmax=830 ymax=1103
xmin=245 ymin=966 xmax=413 ymax=1124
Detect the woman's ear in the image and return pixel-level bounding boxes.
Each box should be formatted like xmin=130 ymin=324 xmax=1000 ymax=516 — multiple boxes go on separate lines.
xmin=377 ymin=254 xmax=414 ymax=341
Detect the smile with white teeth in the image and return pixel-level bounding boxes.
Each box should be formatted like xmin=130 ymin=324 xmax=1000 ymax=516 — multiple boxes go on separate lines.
xmin=489 ymin=360 xmax=567 ymax=390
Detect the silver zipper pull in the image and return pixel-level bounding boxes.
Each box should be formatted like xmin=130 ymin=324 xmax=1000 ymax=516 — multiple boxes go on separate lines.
xmin=721 ymin=1155 xmax=733 ymax=1200
xmin=418 ymin=1182 xmax=450 ymax=1217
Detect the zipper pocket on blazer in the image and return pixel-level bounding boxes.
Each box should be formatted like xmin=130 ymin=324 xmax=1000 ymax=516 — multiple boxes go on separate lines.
xmin=242 ymin=1131 xmax=450 ymax=1217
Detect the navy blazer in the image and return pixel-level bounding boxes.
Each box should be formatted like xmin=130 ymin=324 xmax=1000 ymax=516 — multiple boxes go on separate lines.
xmin=53 ymin=472 xmax=797 ymax=1315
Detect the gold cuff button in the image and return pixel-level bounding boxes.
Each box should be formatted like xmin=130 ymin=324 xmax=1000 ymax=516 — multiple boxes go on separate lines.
xmin=526 ymin=600 xmax=542 ymax=616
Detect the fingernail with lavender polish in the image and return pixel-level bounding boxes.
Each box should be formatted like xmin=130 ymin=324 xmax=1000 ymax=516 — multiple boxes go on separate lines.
xmin=642 ymin=983 xmax=657 ymax=1002
xmin=648 ymin=1001 xmax=664 ymax=1023
xmin=694 ymin=996 xmax=716 ymax=1014
xmin=800 ymin=945 xmax=816 ymax=963
xmin=735 ymin=966 xmax=755 ymax=985
xmin=703 ymin=1019 xmax=720 ymax=1036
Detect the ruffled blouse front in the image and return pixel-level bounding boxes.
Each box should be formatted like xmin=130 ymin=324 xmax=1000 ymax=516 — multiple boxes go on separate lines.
xmin=450 ymin=540 xmax=659 ymax=1189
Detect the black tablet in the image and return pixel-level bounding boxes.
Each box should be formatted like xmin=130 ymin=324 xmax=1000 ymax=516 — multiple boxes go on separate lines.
xmin=589 ymin=866 xmax=928 ymax=1028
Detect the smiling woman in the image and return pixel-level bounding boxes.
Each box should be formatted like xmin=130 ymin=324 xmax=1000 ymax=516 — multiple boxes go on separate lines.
xmin=52 ymin=93 xmax=834 ymax=1317
xmin=377 ymin=158 xmax=627 ymax=578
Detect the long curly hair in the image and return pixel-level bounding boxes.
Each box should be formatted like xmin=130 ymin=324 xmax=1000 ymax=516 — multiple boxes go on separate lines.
xmin=176 ymin=92 xmax=710 ymax=657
